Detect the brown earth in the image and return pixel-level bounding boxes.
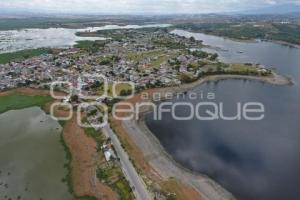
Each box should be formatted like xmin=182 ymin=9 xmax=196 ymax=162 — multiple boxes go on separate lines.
xmin=0 ymin=87 xmax=52 ymax=96
xmin=63 ymin=115 xmax=118 ymax=200
xmin=2 ymin=72 xmax=289 ymax=200
xmin=162 ymin=179 xmax=203 ymax=200
xmin=111 ymin=88 xmax=203 ymax=200
xmin=110 ymin=72 xmax=291 ymax=200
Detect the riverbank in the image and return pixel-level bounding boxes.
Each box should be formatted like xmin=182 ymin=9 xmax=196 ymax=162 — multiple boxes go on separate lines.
xmin=143 ymin=72 xmax=292 ymax=97
xmin=172 ymin=24 xmax=300 ymax=49
xmin=111 ymin=72 xmax=292 ymax=200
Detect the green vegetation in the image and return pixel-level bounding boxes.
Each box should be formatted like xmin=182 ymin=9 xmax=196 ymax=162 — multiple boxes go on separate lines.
xmin=77 ymin=29 xmax=124 ymax=41
xmin=110 ymin=83 xmax=134 ymax=97
xmin=167 ymin=195 xmax=177 ymax=200
xmin=96 ymin=168 xmax=110 ymax=180
xmin=96 ymin=165 xmax=134 ymax=200
xmin=153 ymin=38 xmax=187 ymax=49
xmin=113 ymin=178 xmax=133 ymax=200
xmin=198 ymin=63 xmax=271 ymax=76
xmin=270 ymin=23 xmax=300 ymax=45
xmin=176 ymin=23 xmax=300 ymax=45
xmin=60 ymin=119 xmax=99 ymax=200
xmin=97 ymin=55 xmax=120 ymax=65
xmin=76 ymin=196 xmax=97 ymax=200
xmin=180 ymin=62 xmax=271 ymax=83
xmin=0 ymin=17 xmax=95 ymax=30
xmin=84 ymin=126 xmax=105 ymax=150
xmin=190 ymin=50 xmax=209 ymax=58
xmin=179 ymin=73 xmax=196 ymax=83
xmin=77 ymin=27 xmax=169 ymax=41
xmin=0 ymin=48 xmax=50 ymax=64
xmin=127 ymin=49 xmax=182 ymax=69
xmin=83 ymin=118 xmax=133 ymax=200
xmin=60 ymin=132 xmax=74 ymax=194
xmin=127 ymin=49 xmax=164 ymax=61
xmin=74 ymin=40 xmax=106 ymax=52
xmin=0 ymin=92 xmax=52 ymax=114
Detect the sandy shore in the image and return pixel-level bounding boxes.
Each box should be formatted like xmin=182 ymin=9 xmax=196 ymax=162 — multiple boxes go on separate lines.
xmin=163 ymin=72 xmax=293 ymax=93
xmin=112 ymin=72 xmax=292 ymax=200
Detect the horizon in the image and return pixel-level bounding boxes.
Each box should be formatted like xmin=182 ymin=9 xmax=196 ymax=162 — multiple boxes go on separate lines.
xmin=1 ymin=0 xmax=300 ymax=15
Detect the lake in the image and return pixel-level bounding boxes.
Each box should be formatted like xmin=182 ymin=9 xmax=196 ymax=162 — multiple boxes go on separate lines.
xmin=0 ymin=107 xmax=75 ymax=200
xmin=145 ymin=30 xmax=300 ymax=200
xmin=0 ymin=24 xmax=171 ymax=53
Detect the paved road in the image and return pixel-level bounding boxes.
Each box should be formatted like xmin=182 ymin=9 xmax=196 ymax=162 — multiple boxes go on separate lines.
xmin=102 ymin=125 xmax=152 ymax=200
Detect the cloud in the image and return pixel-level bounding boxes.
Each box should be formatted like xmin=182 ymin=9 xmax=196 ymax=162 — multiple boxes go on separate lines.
xmin=0 ymin=0 xmax=300 ymax=14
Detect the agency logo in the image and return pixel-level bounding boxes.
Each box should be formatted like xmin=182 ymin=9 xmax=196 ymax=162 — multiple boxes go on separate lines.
xmin=50 ymin=73 xmax=135 ymax=128
xmin=50 ymin=73 xmax=265 ymax=128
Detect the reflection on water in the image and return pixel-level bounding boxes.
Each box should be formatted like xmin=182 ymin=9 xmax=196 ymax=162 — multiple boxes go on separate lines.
xmin=0 ymin=107 xmax=75 ymax=200
xmin=146 ymin=30 xmax=300 ymax=200
xmin=0 ymin=24 xmax=171 ymax=53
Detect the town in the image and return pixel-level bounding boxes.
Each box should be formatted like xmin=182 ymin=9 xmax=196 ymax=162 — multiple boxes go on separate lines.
xmin=0 ymin=27 xmax=270 ymax=94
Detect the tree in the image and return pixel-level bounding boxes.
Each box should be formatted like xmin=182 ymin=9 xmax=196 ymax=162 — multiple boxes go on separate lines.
xmin=190 ymin=36 xmax=196 ymax=42
xmin=192 ymin=50 xmax=208 ymax=58
xmin=71 ymin=95 xmax=79 ymax=103
xmin=210 ymin=53 xmax=219 ymax=61
xmin=180 ymin=73 xmax=194 ymax=83
xmin=119 ymin=89 xmax=132 ymax=96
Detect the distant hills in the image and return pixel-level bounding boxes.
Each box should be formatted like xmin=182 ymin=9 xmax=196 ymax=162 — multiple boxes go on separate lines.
xmin=243 ymin=3 xmax=300 ymax=15
xmin=1 ymin=3 xmax=300 ymax=17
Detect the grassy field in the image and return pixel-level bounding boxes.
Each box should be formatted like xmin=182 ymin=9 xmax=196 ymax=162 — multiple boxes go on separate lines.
xmin=226 ymin=63 xmax=260 ymax=74
xmin=0 ymin=48 xmax=50 ymax=64
xmin=74 ymin=40 xmax=106 ymax=52
xmin=0 ymin=92 xmax=53 ymax=114
xmin=127 ymin=49 xmax=182 ymax=68
xmin=94 ymin=83 xmax=134 ymax=97
xmin=196 ymin=62 xmax=270 ymax=76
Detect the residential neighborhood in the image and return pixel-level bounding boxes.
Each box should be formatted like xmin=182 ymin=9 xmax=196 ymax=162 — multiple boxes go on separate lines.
xmin=0 ymin=28 xmax=241 ymax=93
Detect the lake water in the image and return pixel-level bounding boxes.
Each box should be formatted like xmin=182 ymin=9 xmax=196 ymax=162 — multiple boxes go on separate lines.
xmin=0 ymin=24 xmax=171 ymax=53
xmin=146 ymin=30 xmax=300 ymax=200
xmin=0 ymin=107 xmax=75 ymax=200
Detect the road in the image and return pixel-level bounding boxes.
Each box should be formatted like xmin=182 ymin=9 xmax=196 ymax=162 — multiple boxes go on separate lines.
xmin=102 ymin=125 xmax=152 ymax=200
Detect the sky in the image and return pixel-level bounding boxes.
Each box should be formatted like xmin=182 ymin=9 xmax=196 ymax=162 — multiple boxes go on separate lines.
xmin=1 ymin=0 xmax=300 ymax=14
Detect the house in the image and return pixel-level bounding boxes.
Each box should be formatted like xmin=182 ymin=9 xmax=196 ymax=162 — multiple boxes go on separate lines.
xmin=104 ymin=151 xmax=112 ymax=161
xmin=179 ymin=65 xmax=187 ymax=72
xmin=102 ymin=144 xmax=116 ymax=162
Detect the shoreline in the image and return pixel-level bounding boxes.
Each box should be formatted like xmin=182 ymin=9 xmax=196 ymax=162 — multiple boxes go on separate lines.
xmin=0 ymin=88 xmax=117 ymax=200
xmin=144 ymin=72 xmax=293 ymax=96
xmin=174 ymin=28 xmax=300 ymax=49
xmin=113 ymin=72 xmax=293 ymax=200
xmin=134 ymin=116 xmax=234 ymax=200
xmin=0 ymin=72 xmax=293 ymax=200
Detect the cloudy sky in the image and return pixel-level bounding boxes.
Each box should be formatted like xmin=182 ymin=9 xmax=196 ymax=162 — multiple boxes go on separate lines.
xmin=1 ymin=0 xmax=300 ymax=14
